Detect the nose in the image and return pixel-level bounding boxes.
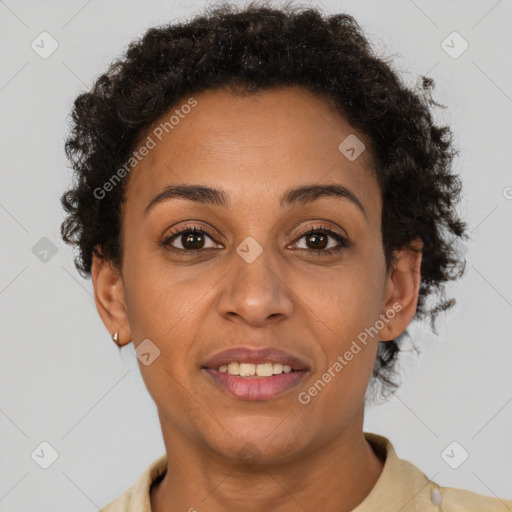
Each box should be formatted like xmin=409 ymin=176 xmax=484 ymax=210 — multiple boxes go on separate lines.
xmin=217 ymin=246 xmax=294 ymax=327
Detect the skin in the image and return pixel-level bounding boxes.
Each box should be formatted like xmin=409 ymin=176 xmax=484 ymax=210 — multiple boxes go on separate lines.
xmin=91 ymin=86 xmax=423 ymax=512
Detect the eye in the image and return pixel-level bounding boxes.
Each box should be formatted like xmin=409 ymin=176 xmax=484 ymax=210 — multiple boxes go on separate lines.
xmin=291 ymin=224 xmax=350 ymax=255
xmin=160 ymin=225 xmax=221 ymax=253
xmin=159 ymin=222 xmax=350 ymax=256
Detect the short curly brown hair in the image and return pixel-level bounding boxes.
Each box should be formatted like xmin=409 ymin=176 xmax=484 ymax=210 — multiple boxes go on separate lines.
xmin=60 ymin=1 xmax=469 ymax=402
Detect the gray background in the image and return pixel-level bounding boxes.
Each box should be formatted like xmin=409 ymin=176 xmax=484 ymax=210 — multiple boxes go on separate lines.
xmin=1 ymin=0 xmax=511 ymax=510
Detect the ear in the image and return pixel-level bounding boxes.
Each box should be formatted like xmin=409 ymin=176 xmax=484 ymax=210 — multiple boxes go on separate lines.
xmin=91 ymin=250 xmax=132 ymax=345
xmin=379 ymin=238 xmax=423 ymax=341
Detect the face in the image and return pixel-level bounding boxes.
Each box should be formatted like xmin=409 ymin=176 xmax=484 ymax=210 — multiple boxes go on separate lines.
xmin=92 ymin=86 xmax=421 ymax=464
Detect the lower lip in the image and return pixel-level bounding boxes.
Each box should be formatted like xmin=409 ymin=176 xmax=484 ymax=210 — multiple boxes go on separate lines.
xmin=202 ymin=368 xmax=308 ymax=401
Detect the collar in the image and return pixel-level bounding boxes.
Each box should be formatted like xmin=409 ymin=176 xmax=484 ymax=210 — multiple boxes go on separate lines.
xmin=102 ymin=431 xmax=508 ymax=511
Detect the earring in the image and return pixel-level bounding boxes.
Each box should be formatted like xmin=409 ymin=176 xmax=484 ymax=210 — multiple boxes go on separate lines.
xmin=112 ymin=331 xmax=121 ymax=346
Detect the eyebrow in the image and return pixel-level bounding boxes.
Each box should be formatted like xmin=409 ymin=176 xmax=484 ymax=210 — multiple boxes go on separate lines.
xmin=144 ymin=183 xmax=368 ymax=221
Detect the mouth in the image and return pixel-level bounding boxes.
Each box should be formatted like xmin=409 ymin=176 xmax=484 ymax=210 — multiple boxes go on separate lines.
xmin=200 ymin=346 xmax=310 ymax=401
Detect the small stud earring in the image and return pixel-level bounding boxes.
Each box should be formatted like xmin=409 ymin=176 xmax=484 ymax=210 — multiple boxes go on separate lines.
xmin=112 ymin=331 xmax=121 ymax=346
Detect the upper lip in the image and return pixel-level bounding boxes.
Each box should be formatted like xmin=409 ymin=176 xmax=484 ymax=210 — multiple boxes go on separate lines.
xmin=201 ymin=346 xmax=310 ymax=371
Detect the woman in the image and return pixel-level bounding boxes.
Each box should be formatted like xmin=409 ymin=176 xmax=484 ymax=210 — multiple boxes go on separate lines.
xmin=60 ymin=3 xmax=512 ymax=511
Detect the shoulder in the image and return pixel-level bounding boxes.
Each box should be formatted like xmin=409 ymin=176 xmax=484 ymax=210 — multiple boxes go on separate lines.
xmin=361 ymin=432 xmax=512 ymax=512
xmin=389 ymin=456 xmax=512 ymax=512
xmin=437 ymin=485 xmax=512 ymax=511
xmin=98 ymin=453 xmax=168 ymax=512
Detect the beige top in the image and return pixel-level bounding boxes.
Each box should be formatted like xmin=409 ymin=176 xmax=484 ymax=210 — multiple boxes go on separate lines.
xmin=100 ymin=432 xmax=512 ymax=511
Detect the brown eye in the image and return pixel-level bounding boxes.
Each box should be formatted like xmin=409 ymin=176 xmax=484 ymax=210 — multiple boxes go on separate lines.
xmin=178 ymin=231 xmax=206 ymax=250
xmin=304 ymin=232 xmax=329 ymax=250
xmin=161 ymin=227 xmax=221 ymax=252
xmin=292 ymin=226 xmax=350 ymax=255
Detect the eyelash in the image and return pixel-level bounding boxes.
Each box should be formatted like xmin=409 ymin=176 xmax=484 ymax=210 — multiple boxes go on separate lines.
xmin=159 ymin=223 xmax=350 ymax=256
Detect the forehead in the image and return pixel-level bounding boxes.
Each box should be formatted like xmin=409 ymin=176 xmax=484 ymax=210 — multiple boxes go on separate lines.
xmin=124 ymin=86 xmax=381 ymax=225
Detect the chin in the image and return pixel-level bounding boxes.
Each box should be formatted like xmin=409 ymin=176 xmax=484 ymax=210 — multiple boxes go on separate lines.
xmin=207 ymin=424 xmax=306 ymax=466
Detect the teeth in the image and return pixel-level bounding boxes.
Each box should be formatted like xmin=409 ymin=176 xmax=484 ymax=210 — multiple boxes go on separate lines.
xmin=273 ymin=363 xmax=283 ymax=374
xmin=239 ymin=363 xmax=255 ymax=377
xmin=217 ymin=362 xmax=295 ymax=376
xmin=227 ymin=362 xmax=239 ymax=374
xmin=256 ymin=362 xmax=273 ymax=376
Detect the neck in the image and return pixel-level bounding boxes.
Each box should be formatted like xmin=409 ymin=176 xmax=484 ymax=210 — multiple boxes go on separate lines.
xmin=150 ymin=425 xmax=385 ymax=512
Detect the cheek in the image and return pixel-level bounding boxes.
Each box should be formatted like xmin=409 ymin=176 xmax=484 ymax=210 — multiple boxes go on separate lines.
xmin=300 ymin=288 xmax=380 ymax=419
xmin=122 ymin=266 xmax=205 ymax=408
xmin=303 ymin=256 xmax=385 ymax=384
xmin=305 ymin=261 xmax=384 ymax=333
xmin=126 ymin=276 xmax=203 ymax=343
xmin=122 ymin=242 xmax=207 ymax=333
